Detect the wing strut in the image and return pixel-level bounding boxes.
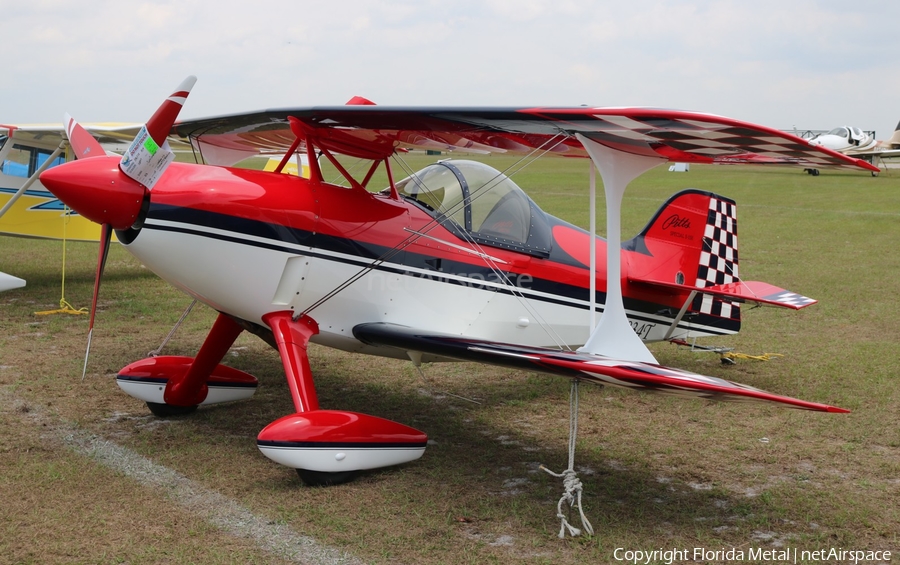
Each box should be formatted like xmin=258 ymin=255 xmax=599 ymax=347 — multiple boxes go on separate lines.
xmin=588 ymin=162 xmax=597 ymax=330
xmin=663 ymin=290 xmax=699 ymax=341
xmin=575 ymin=134 xmax=666 ymax=363
xmin=0 ymin=140 xmax=67 ymax=219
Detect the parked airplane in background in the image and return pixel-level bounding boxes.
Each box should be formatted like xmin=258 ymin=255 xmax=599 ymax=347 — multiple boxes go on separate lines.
xmin=0 ymin=271 xmax=25 ymax=292
xmin=0 ymin=116 xmax=309 ymax=291
xmin=804 ymin=122 xmax=900 ymax=175
xmin=39 ymin=77 xmax=869 ymax=491
xmin=0 ymin=122 xmax=143 ymax=290
xmin=1 ymin=109 xmax=328 ymax=242
xmin=0 ymin=122 xmax=144 ymax=240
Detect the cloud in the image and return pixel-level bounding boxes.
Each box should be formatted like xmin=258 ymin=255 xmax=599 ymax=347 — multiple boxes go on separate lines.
xmin=3 ymin=1 xmax=900 ymax=137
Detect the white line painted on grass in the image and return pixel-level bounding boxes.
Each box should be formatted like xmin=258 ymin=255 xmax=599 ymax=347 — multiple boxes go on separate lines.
xmin=2 ymin=387 xmax=365 ymax=565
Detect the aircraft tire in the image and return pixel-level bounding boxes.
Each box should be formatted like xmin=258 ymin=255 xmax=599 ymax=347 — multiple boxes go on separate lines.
xmin=296 ymin=469 xmax=359 ymax=487
xmin=146 ymin=402 xmax=198 ymax=417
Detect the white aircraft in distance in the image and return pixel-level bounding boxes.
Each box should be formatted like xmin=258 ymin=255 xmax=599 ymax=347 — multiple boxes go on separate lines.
xmin=0 ymin=271 xmax=25 ymax=292
xmin=804 ymin=122 xmax=900 ymax=175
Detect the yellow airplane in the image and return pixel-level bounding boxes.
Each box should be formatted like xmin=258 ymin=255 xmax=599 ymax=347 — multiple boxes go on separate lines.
xmin=0 ymin=122 xmax=143 ymax=241
xmin=1 ymin=122 xmax=310 ymax=241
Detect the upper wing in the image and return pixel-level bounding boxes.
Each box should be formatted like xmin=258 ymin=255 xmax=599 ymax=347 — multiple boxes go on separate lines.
xmin=352 ymin=322 xmax=847 ymax=413
xmin=171 ymin=106 xmax=878 ymax=172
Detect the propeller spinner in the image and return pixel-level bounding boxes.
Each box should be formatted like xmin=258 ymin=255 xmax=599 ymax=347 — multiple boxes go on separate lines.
xmin=40 ymin=76 xmax=197 ymax=379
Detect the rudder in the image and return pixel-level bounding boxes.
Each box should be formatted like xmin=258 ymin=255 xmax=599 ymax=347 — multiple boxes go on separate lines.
xmin=625 ymin=189 xmax=742 ymax=328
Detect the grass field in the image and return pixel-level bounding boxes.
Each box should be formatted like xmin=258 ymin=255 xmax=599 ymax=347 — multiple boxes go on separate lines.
xmin=1 ymin=157 xmax=899 ymax=564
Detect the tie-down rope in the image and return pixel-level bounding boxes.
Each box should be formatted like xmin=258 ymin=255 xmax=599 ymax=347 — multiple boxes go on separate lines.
xmin=540 ymin=379 xmax=594 ymax=538
xmin=34 ymin=207 xmax=88 ymax=317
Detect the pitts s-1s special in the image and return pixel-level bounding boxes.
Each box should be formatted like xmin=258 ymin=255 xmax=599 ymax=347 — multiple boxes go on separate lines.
xmin=40 ymin=77 xmax=862 ymax=487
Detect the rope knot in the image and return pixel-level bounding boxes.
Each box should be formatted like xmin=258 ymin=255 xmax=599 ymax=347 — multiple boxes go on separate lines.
xmin=540 ymin=465 xmax=593 ymax=538
xmin=539 ymin=379 xmax=594 ymax=539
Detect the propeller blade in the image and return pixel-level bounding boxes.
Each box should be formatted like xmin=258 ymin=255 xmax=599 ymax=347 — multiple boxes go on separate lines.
xmin=50 ymin=79 xmax=200 ymax=380
xmin=119 ymin=76 xmax=197 ymax=189
xmin=64 ymin=113 xmax=105 ymax=160
xmin=146 ymin=75 xmax=197 ymax=145
xmin=82 ymin=222 xmax=112 ymax=380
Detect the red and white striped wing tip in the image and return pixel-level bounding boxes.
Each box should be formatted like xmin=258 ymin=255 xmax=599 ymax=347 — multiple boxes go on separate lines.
xmin=64 ymin=113 xmax=105 ymax=160
xmin=548 ymin=356 xmax=850 ymax=413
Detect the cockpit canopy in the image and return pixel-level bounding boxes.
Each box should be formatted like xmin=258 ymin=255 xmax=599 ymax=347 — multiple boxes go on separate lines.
xmin=393 ymin=160 xmax=552 ymax=257
xmin=825 ymin=126 xmax=866 ymax=141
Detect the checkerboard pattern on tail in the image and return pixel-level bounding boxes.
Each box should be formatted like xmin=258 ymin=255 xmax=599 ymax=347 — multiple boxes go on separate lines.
xmin=694 ymin=196 xmax=740 ymax=320
xmin=758 ymin=289 xmax=816 ymax=309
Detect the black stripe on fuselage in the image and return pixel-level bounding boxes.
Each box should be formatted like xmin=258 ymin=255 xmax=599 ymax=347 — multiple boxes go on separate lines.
xmin=140 ymin=204 xmax=739 ymax=335
xmin=257 ymin=440 xmax=428 ymax=449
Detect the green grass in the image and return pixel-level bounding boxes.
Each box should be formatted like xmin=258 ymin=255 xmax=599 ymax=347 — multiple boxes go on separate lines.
xmin=1 ymin=158 xmax=899 ymax=563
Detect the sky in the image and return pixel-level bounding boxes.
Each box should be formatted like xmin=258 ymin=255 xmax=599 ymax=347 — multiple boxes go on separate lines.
xmin=4 ymin=0 xmax=900 ymax=139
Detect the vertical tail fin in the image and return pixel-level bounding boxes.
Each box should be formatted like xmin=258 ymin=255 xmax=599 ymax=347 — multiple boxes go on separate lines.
xmin=883 ymin=120 xmax=900 ymax=149
xmin=627 ymin=190 xmax=815 ymax=324
xmin=625 ymin=189 xmax=742 ymax=333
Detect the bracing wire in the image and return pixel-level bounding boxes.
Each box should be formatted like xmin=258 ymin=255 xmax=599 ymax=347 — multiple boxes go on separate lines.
xmin=299 ymin=132 xmax=580 ymax=352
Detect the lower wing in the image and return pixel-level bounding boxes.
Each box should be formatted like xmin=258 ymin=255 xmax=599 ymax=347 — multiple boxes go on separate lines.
xmin=353 ymin=323 xmax=847 ymax=413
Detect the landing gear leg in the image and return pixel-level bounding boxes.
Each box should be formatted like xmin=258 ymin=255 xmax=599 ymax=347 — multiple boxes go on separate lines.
xmin=116 ymin=313 xmax=258 ymax=412
xmin=265 ymin=312 xmax=348 ymax=485
xmin=258 ymin=311 xmax=427 ymax=484
xmin=162 ymin=312 xmax=244 ymax=409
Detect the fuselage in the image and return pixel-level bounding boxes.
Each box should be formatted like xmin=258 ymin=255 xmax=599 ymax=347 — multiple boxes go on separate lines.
xmin=105 ymin=158 xmax=737 ymax=359
xmin=808 ymin=127 xmax=877 ymax=154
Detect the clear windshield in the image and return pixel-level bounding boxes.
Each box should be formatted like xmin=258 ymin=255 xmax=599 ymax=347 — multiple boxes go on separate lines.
xmin=393 ymin=160 xmax=550 ymax=256
xmin=395 ymin=162 xmax=467 ymax=229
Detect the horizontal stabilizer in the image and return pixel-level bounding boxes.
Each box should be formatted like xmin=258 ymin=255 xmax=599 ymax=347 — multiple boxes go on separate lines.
xmin=630 ymin=277 xmax=816 ymax=310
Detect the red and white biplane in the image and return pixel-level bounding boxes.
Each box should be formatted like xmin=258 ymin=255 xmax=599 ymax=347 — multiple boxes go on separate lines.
xmin=40 ymin=77 xmax=869 ymax=486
